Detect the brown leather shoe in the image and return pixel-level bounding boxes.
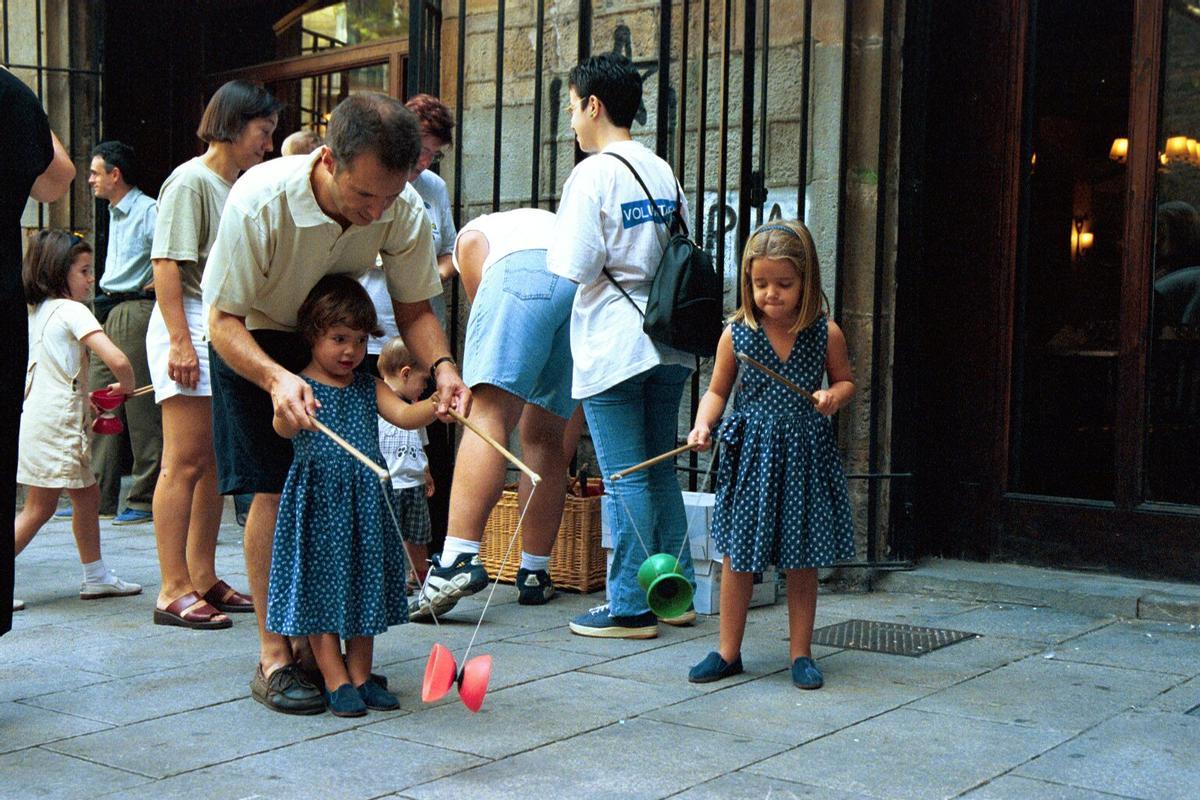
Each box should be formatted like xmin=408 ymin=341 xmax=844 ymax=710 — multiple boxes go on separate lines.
xmin=250 ymin=663 xmax=325 ymax=715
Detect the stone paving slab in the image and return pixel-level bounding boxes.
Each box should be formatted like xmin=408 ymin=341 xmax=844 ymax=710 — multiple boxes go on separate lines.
xmin=804 ymin=591 xmax=986 ymax=625
xmin=876 ymin=558 xmax=1200 ymax=622
xmin=44 ymin=698 xmax=368 ymax=779
xmin=1148 ymin=674 xmax=1200 ymax=714
xmin=932 ymin=603 xmax=1114 ymax=644
xmin=908 ymin=656 xmax=1185 ymax=733
xmin=0 ymin=745 xmax=153 ymax=799
xmin=1014 ymin=710 xmax=1200 ymax=800
xmin=671 ymin=771 xmax=878 ymax=799
xmin=748 ymin=707 xmax=1071 ymax=800
xmin=96 ymin=729 xmax=486 ymax=800
xmin=644 ymin=659 xmax=937 ymax=746
xmin=0 ymin=659 xmax=113 ymax=704
xmin=366 ymin=670 xmax=696 ymax=759
xmin=0 ymin=699 xmax=113 ymax=755
xmin=1038 ymin=620 xmax=1200 ymax=677
xmin=19 ymin=653 xmax=257 ymax=726
xmin=959 ymin=774 xmax=1143 ymax=799
xmin=403 ymin=717 xmax=789 ymax=800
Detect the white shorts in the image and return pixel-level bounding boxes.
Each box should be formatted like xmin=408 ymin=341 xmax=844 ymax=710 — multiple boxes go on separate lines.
xmin=146 ymin=296 xmax=212 ymax=402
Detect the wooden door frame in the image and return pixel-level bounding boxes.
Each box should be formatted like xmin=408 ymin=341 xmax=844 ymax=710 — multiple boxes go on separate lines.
xmin=991 ymin=0 xmax=1200 ymax=580
xmin=206 ymin=37 xmax=408 ymax=99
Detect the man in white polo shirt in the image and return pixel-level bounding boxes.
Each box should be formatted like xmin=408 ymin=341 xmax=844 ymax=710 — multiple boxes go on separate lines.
xmin=203 ymin=92 xmax=471 ymax=715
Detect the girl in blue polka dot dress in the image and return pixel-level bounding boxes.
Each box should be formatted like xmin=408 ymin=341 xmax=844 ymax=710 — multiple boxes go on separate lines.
xmin=267 ymin=276 xmax=436 ymax=717
xmin=687 ymin=220 xmax=855 ymax=690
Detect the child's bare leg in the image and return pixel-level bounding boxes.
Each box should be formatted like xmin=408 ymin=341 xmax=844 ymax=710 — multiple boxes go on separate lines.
xmin=344 ymin=636 xmax=373 ymax=687
xmin=786 ymin=568 xmax=818 ymax=661
xmin=404 ymin=542 xmax=429 ymax=584
xmin=14 ymin=486 xmax=61 ymax=556
xmin=308 ymin=632 xmax=350 ymax=691
xmin=66 ymin=484 xmax=102 ymax=564
xmin=718 ymin=556 xmax=754 ymax=663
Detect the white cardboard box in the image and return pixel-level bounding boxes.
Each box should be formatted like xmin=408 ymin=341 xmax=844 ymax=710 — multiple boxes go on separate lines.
xmin=601 ymin=491 xmax=777 ymax=615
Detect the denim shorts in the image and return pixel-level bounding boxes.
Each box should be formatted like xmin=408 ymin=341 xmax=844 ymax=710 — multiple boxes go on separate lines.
xmin=462 ymin=249 xmax=577 ymax=420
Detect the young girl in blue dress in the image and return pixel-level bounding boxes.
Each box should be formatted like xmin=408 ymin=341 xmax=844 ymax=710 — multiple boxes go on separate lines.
xmin=687 ymin=219 xmax=855 ymax=690
xmin=267 ymin=275 xmax=435 ymax=717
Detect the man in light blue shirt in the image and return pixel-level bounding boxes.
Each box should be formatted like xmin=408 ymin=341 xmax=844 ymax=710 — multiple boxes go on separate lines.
xmin=85 ymin=141 xmax=161 ymax=524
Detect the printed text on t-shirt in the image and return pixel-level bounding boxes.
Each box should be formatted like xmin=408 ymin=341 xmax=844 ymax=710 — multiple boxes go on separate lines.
xmin=620 ymin=198 xmax=678 ymax=229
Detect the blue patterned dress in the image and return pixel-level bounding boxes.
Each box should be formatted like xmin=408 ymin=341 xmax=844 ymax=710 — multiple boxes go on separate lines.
xmin=711 ymin=319 xmax=855 ymax=572
xmin=267 ymin=372 xmax=408 ymax=638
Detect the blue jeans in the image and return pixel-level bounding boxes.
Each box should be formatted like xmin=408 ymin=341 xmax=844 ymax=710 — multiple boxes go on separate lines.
xmin=584 ymin=364 xmax=694 ymax=617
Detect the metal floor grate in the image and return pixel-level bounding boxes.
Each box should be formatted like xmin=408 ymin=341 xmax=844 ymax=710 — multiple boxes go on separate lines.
xmin=812 ymin=619 xmax=979 ymax=657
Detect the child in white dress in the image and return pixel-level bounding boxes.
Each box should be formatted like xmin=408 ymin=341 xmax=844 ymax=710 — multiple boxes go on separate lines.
xmin=15 ymin=230 xmax=142 ymax=601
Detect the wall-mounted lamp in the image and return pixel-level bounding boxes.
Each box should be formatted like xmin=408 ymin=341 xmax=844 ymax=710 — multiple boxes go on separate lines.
xmin=1109 ymin=138 xmax=1128 ymax=163
xmin=1071 ymin=217 xmax=1094 ymax=262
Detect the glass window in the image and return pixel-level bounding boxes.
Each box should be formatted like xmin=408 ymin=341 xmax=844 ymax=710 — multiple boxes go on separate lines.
xmin=1146 ymin=2 xmax=1200 ymax=505
xmin=1009 ymin=1 xmax=1133 ymax=500
xmin=271 ymin=63 xmax=391 ymax=142
xmin=301 ymin=0 xmax=408 ymax=52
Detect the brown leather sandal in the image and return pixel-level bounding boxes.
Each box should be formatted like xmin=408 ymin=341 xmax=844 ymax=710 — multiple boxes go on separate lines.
xmin=202 ymin=579 xmax=254 ymax=613
xmin=153 ymin=592 xmax=232 ymax=629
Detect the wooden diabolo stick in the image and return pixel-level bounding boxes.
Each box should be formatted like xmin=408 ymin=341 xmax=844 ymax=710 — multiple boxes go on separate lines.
xmin=735 ymin=351 xmax=817 ymax=403
xmin=440 ymin=402 xmax=542 ymax=485
xmin=610 ymin=443 xmax=699 ymax=481
xmin=127 ymin=385 xmax=155 ymax=398
xmin=310 ymin=417 xmax=389 ymax=481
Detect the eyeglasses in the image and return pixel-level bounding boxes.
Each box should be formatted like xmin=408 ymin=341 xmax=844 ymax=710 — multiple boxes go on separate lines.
xmin=564 ymin=97 xmax=586 ymax=116
xmin=421 ymin=145 xmax=446 ymax=166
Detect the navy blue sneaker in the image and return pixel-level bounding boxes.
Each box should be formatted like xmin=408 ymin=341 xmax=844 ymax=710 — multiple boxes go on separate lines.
xmin=410 ymin=552 xmax=489 ymax=621
xmin=569 ymin=604 xmax=658 ymax=639
xmin=688 ymin=651 xmax=744 ymax=683
xmin=325 ymin=683 xmax=367 ymax=717
xmin=516 ymin=568 xmax=555 ymax=605
xmin=791 ymin=656 xmax=824 ymax=690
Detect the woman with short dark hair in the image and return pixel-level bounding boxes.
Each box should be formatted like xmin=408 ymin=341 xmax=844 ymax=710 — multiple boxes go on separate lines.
xmin=147 ymin=80 xmax=281 ymax=629
xmin=548 ymin=54 xmax=697 ymax=639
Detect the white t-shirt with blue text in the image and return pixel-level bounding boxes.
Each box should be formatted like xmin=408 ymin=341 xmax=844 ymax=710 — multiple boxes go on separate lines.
xmin=547 ymin=139 xmax=693 ymax=398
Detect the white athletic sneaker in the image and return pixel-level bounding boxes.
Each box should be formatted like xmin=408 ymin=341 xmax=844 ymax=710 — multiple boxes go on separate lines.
xmin=409 ymin=552 xmax=488 ymax=622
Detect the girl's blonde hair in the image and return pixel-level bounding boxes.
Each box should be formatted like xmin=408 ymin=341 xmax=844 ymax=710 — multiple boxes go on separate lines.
xmin=729 ymin=219 xmax=828 ymax=334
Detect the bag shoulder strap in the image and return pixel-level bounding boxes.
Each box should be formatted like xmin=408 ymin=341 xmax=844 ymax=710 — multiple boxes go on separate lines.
xmin=601 ymin=266 xmax=644 ymax=319
xmin=604 ymin=151 xmax=688 ymax=238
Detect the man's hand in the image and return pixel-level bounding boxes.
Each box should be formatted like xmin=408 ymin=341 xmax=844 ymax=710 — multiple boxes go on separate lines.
xmin=269 ymin=369 xmax=319 ymax=432
xmin=431 ymin=361 xmax=471 ymax=422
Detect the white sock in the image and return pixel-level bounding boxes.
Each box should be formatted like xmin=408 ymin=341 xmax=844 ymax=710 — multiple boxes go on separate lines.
xmin=82 ymin=559 xmax=110 ymax=584
xmin=440 ymin=536 xmax=481 ymax=565
xmin=520 ymin=552 xmax=550 ymax=572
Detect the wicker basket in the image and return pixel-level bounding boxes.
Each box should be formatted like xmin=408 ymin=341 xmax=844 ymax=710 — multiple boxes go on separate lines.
xmin=480 ymin=488 xmax=605 ymax=592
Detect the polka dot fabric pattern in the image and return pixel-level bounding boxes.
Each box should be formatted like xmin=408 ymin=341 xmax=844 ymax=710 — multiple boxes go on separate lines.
xmin=267 ymin=372 xmax=409 ymax=638
xmin=711 ymin=319 xmax=855 ymax=572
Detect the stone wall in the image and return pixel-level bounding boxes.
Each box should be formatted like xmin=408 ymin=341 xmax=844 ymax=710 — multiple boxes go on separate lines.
xmin=437 ymin=0 xmax=904 ymax=563
xmin=2 ymin=0 xmax=100 ymax=238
